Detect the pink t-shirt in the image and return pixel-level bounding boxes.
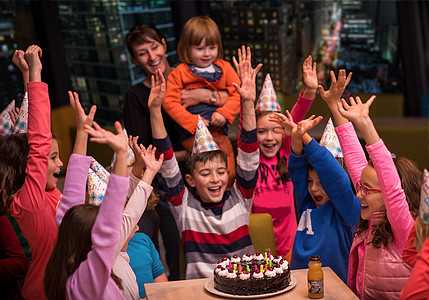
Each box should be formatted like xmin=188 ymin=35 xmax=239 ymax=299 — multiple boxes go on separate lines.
xmin=251 ymin=92 xmax=313 ymax=256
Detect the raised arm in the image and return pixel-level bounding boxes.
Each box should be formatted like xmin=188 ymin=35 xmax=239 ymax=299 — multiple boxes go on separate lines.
xmin=56 ymin=92 xmax=96 ymax=227
xmin=232 ymin=46 xmax=261 ymax=198
xmin=338 ymin=95 xmax=413 ymax=249
xmin=181 ymin=88 xmax=229 ymax=108
xmin=12 ymin=50 xmax=29 ymax=93
xmin=11 ymin=45 xmax=52 ymax=212
xmin=319 ymin=69 xmax=352 ymax=127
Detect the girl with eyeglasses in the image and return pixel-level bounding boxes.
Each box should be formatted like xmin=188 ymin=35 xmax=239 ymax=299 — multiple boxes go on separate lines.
xmin=320 ymin=78 xmax=422 ymax=299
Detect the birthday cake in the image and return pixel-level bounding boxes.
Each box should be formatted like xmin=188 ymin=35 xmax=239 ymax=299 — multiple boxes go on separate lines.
xmin=213 ymin=252 xmax=291 ymax=296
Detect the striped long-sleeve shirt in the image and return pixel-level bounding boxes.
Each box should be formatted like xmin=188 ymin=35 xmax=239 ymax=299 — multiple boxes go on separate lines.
xmin=154 ymin=126 xmax=259 ymax=279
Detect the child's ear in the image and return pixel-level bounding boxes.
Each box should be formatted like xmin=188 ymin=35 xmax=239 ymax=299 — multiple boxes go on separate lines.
xmin=185 ymin=173 xmax=196 ymax=187
xmin=162 ymin=38 xmax=167 ymax=51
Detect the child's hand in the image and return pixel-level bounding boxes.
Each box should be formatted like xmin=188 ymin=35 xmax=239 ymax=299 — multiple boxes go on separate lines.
xmin=141 ymin=145 xmax=164 ymax=174
xmin=232 ymin=46 xmax=262 ymax=103
xmin=12 ymin=50 xmax=29 ymax=74
xmin=8 ymin=107 xmax=19 ymax=131
xmin=69 ymin=91 xmax=96 ymax=133
xmin=318 ymin=69 xmax=352 ymax=107
xmin=292 ymin=115 xmax=323 ymax=137
xmin=337 ymin=95 xmax=376 ymax=125
xmin=210 ymin=112 xmax=226 ymax=127
xmin=129 ymin=135 xmax=145 ymax=165
xmin=269 ymin=110 xmax=296 ymax=136
xmin=148 ymin=69 xmax=165 ymax=110
xmin=24 ymin=45 xmax=43 ymax=76
xmin=85 ymin=121 xmax=128 ymax=154
xmin=303 ymin=55 xmax=318 ymax=92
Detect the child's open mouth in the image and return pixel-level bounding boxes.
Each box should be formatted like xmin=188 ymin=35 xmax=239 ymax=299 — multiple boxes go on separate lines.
xmin=361 ymin=203 xmax=369 ymax=210
xmin=208 ymin=187 xmax=221 ymax=193
xmin=314 ymin=195 xmax=323 ymax=203
xmin=53 ymin=172 xmax=61 ymax=179
xmin=263 ymin=144 xmax=277 ymax=152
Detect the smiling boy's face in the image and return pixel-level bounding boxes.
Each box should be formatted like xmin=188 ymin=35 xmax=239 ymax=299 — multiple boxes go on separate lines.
xmin=185 ymin=156 xmax=229 ymax=204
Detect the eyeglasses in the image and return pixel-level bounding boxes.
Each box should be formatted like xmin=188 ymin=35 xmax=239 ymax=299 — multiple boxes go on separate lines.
xmin=355 ymin=182 xmax=381 ymax=197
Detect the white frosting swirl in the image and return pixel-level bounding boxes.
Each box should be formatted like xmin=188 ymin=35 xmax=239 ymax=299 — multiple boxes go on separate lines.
xmin=280 ymin=259 xmax=289 ymax=271
xmin=265 ymin=268 xmax=276 ymax=278
xmin=231 ymin=255 xmax=240 ymax=264
xmin=226 ymin=270 xmax=237 ymax=279
xmin=218 ymin=268 xmax=228 ymax=277
xmin=239 ymin=272 xmax=250 ymax=280
xmin=253 ymin=271 xmax=264 ymax=279
xmin=215 ymin=265 xmax=223 ymax=274
xmin=253 ymin=253 xmax=264 ymax=261
xmin=242 ymin=253 xmax=252 ymax=262
xmin=272 ymin=255 xmax=283 ymax=264
xmin=274 ymin=266 xmax=283 ymax=274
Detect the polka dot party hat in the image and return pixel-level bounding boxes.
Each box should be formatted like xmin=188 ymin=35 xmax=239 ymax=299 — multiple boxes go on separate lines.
xmin=12 ymin=92 xmax=28 ymax=134
xmin=319 ymin=118 xmax=343 ymax=158
xmin=192 ymin=115 xmax=220 ymax=155
xmin=87 ymin=157 xmax=110 ymax=206
xmin=255 ymin=74 xmax=281 ymax=112
xmin=0 ymin=100 xmax=15 ymax=136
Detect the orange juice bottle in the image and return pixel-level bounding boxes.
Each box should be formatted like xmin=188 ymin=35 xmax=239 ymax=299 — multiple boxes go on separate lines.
xmin=307 ymin=256 xmax=324 ymax=298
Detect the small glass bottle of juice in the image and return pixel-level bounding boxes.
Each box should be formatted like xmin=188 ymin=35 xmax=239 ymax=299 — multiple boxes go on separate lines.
xmin=307 ymin=255 xmax=324 ymax=299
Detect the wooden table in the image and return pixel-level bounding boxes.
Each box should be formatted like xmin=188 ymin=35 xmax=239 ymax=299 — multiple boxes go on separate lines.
xmin=145 ymin=267 xmax=358 ymax=299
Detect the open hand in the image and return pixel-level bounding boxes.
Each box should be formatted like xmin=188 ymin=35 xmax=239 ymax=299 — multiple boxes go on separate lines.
xmin=8 ymin=107 xmax=20 ymax=130
xmin=232 ymin=46 xmax=262 ymax=103
xmin=12 ymin=50 xmax=29 ymax=73
xmin=129 ymin=135 xmax=145 ymax=167
xmin=318 ymin=69 xmax=352 ymax=107
xmin=269 ymin=110 xmax=296 ymax=136
xmin=337 ymin=95 xmax=376 ymax=124
xmin=148 ymin=69 xmax=166 ymax=110
xmin=141 ymin=145 xmax=164 ymax=175
xmin=292 ymin=115 xmax=323 ymax=137
xmin=69 ymin=91 xmax=96 ymax=133
xmin=85 ymin=121 xmax=127 ymax=154
xmin=303 ymin=55 xmax=318 ymax=91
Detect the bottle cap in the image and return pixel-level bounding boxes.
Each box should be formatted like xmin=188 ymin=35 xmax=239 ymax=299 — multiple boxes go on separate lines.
xmin=309 ymin=255 xmax=321 ymax=262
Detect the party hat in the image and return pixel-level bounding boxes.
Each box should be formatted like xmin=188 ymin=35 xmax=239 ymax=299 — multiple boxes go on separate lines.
xmin=255 ymin=74 xmax=281 ymax=112
xmin=419 ymin=169 xmax=429 ymax=224
xmin=12 ymin=92 xmax=28 ymax=134
xmin=0 ymin=100 xmax=15 ymax=136
xmin=87 ymin=157 xmax=110 ymax=206
xmin=192 ymin=115 xmax=220 ymax=155
xmin=319 ymin=118 xmax=343 ymax=158
xmin=110 ymin=128 xmax=135 ymax=168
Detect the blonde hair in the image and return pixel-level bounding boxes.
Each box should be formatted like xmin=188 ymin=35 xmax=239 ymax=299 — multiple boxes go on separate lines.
xmin=176 ymin=16 xmax=223 ymax=64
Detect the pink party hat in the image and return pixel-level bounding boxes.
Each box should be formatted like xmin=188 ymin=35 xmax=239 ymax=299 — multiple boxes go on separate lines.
xmin=110 ymin=128 xmax=135 ymax=168
xmin=419 ymin=169 xmax=429 ymax=224
xmin=12 ymin=92 xmax=28 ymax=134
xmin=255 ymin=74 xmax=281 ymax=112
xmin=0 ymin=100 xmax=15 ymax=136
xmin=87 ymin=157 xmax=110 ymax=206
xmin=319 ymin=118 xmax=343 ymax=158
xmin=192 ymin=115 xmax=220 ymax=155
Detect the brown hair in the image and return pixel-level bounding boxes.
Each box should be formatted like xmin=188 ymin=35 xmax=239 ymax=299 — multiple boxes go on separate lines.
xmin=354 ymin=157 xmax=422 ymax=248
xmin=146 ymin=191 xmax=159 ymax=210
xmin=44 ymin=204 xmax=122 ymax=299
xmin=176 ymin=16 xmax=223 ymax=64
xmin=187 ymin=150 xmax=228 ymax=176
xmin=0 ymin=133 xmax=29 ymax=215
xmin=255 ymin=111 xmax=290 ymax=183
xmin=126 ymin=24 xmax=164 ymax=59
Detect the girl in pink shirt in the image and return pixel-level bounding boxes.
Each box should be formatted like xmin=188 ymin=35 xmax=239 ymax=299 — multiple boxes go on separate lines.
xmin=0 ymin=45 xmax=63 ymax=300
xmin=44 ymin=91 xmax=131 ymax=300
xmin=247 ymin=55 xmax=317 ymax=258
xmin=321 ymin=79 xmax=421 ymax=298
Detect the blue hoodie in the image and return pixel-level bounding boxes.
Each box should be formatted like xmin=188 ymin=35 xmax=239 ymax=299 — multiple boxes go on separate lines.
xmin=288 ymin=139 xmax=361 ymax=283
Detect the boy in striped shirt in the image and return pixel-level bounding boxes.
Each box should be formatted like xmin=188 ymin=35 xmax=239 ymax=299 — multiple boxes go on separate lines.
xmin=148 ymin=48 xmax=261 ymax=279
